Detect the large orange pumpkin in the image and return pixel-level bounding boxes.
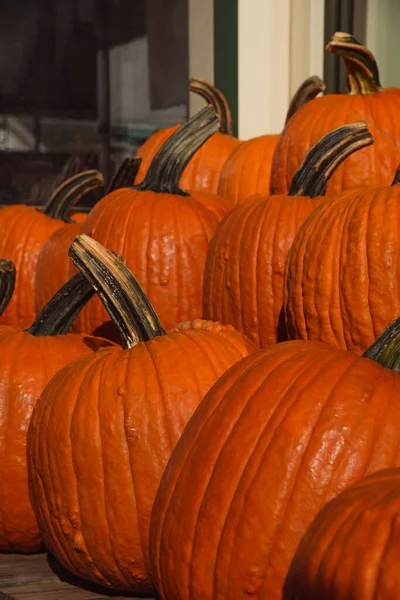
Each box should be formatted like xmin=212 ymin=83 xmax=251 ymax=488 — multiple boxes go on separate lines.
xmin=34 ymin=159 xmax=140 ymax=314
xmin=0 ymin=267 xmax=112 ymax=553
xmin=149 ymin=318 xmax=400 ymax=600
xmin=27 ymin=234 xmax=256 ymax=592
xmin=135 ymin=77 xmax=240 ymax=194
xmin=72 ymin=106 xmax=230 ymax=338
xmin=203 ymin=121 xmax=372 ymax=347
xmin=0 ymin=170 xmax=104 ymax=328
xmin=271 ymin=32 xmax=400 ymax=196
xmin=284 ymin=165 xmax=400 ymax=354
xmin=217 ymin=75 xmax=325 ymax=206
xmin=284 ymin=467 xmax=400 ymax=600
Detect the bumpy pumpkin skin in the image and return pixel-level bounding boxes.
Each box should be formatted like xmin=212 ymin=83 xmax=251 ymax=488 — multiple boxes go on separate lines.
xmin=27 ymin=320 xmax=256 ymax=592
xmin=71 ymin=188 xmax=228 ymax=336
xmin=284 ymin=185 xmax=400 ymax=354
xmin=203 ymin=193 xmax=326 ymax=347
xmin=284 ymin=468 xmax=400 ymax=600
xmin=0 ymin=206 xmax=64 ymax=327
xmin=35 ymin=222 xmax=81 ymax=313
xmin=271 ymin=90 xmax=400 ymax=196
xmin=150 ymin=340 xmax=400 ymax=600
xmin=135 ymin=125 xmax=240 ymax=195
xmin=0 ymin=329 xmax=111 ymax=553
xmin=218 ymin=134 xmax=280 ymax=206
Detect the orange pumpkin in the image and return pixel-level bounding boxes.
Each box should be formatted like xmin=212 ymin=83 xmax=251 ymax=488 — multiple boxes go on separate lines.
xmin=0 ymin=266 xmax=112 ymax=553
xmin=271 ymin=32 xmax=400 ymax=196
xmin=0 ymin=170 xmax=104 ymax=328
xmin=72 ymin=106 xmax=230 ymax=339
xmin=27 ymin=234 xmax=256 ymax=592
xmin=34 ymin=159 xmax=140 ymax=314
xmin=218 ymin=75 xmax=325 ymax=206
xmin=204 ymin=121 xmax=372 ymax=347
xmin=135 ymin=77 xmax=240 ymax=194
xmin=284 ymin=164 xmax=400 ymax=354
xmin=149 ymin=318 xmax=400 ymax=600
xmin=284 ymin=467 xmax=400 ymax=600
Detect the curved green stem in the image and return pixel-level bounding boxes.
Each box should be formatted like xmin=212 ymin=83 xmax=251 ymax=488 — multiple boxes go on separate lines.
xmin=43 ymin=170 xmax=104 ymax=221
xmin=69 ymin=234 xmax=165 ymax=349
xmin=285 ymin=75 xmax=326 ymax=124
xmin=0 ymin=259 xmax=15 ymax=317
xmin=107 ymin=158 xmax=142 ymax=193
xmin=363 ymin=318 xmax=400 ymax=373
xmin=189 ymin=77 xmax=233 ymax=135
xmin=288 ymin=121 xmax=373 ymax=198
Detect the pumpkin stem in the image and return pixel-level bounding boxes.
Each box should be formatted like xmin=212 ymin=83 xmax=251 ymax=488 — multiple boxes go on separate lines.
xmin=27 ymin=273 xmax=95 ymax=336
xmin=326 ymin=32 xmax=382 ymax=95
xmin=285 ymin=75 xmax=326 ymax=124
xmin=135 ymin=105 xmax=220 ymax=196
xmin=392 ymin=165 xmax=400 ymax=186
xmin=107 ymin=158 xmax=142 ymax=193
xmin=0 ymin=259 xmax=15 ymax=317
xmin=189 ymin=77 xmax=233 ymax=135
xmin=288 ymin=121 xmax=373 ymax=198
xmin=363 ymin=318 xmax=400 ymax=372
xmin=69 ymin=234 xmax=166 ymax=350
xmin=43 ymin=170 xmax=105 ymax=221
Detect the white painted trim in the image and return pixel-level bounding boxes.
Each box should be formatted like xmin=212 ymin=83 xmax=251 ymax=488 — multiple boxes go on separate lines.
xmin=188 ymin=0 xmax=214 ymax=117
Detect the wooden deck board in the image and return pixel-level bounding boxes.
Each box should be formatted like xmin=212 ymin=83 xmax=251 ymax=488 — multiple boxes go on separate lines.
xmin=0 ymin=554 xmax=152 ymax=599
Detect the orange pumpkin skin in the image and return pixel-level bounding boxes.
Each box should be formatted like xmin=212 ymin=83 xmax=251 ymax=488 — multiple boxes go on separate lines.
xmin=0 ymin=206 xmax=64 ymax=327
xmin=284 ymin=184 xmax=400 ymax=354
xmin=69 ymin=211 xmax=87 ymax=224
xmin=27 ymin=320 xmax=256 ymax=591
xmin=0 ymin=328 xmax=111 ymax=553
xmin=135 ymin=125 xmax=240 ymax=195
xmin=71 ymin=187 xmax=228 ymax=335
xmin=149 ymin=340 xmax=400 ymax=600
xmin=35 ymin=222 xmax=81 ymax=313
xmin=284 ymin=468 xmax=400 ymax=600
xmin=218 ymin=134 xmax=280 ymax=206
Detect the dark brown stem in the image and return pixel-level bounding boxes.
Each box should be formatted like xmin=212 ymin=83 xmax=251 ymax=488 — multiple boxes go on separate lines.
xmin=135 ymin=105 xmax=219 ymax=196
xmin=189 ymin=77 xmax=233 ymax=135
xmin=288 ymin=121 xmax=373 ymax=198
xmin=107 ymin=158 xmax=142 ymax=193
xmin=27 ymin=273 xmax=95 ymax=336
xmin=326 ymin=32 xmax=382 ymax=95
xmin=392 ymin=165 xmax=400 ymax=186
xmin=0 ymin=259 xmax=15 ymax=317
xmin=43 ymin=170 xmax=104 ymax=221
xmin=285 ymin=75 xmax=326 ymax=124
xmin=69 ymin=234 xmax=166 ymax=350
xmin=363 ymin=318 xmax=400 ymax=372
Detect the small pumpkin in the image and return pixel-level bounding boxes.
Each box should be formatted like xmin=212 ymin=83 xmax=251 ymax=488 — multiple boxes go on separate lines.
xmin=204 ymin=121 xmax=372 ymax=347
xmin=284 ymin=467 xmax=400 ymax=600
xmin=135 ymin=77 xmax=240 ymax=194
xmin=284 ymin=163 xmax=400 ymax=354
xmin=149 ymin=317 xmax=400 ymax=600
xmin=72 ymin=106 xmax=230 ymax=338
xmin=27 ymin=234 xmax=256 ymax=592
xmin=217 ymin=75 xmax=325 ymax=206
xmin=271 ymin=32 xmax=400 ymax=196
xmin=0 ymin=170 xmax=104 ymax=328
xmin=34 ymin=158 xmax=140 ymax=314
xmin=0 ymin=265 xmax=112 ymax=553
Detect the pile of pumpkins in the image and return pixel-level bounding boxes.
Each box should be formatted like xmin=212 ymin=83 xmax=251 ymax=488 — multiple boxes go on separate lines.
xmin=2 ymin=32 xmax=400 ymax=600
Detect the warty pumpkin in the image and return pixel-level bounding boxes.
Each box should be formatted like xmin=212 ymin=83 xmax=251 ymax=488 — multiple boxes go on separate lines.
xmin=203 ymin=121 xmax=372 ymax=347
xmin=284 ymin=163 xmax=400 ymax=354
xmin=27 ymin=234 xmax=256 ymax=592
xmin=135 ymin=77 xmax=240 ymax=194
xmin=149 ymin=316 xmax=400 ymax=600
xmin=34 ymin=158 xmax=140 ymax=314
xmin=72 ymin=106 xmax=229 ymax=339
xmin=284 ymin=467 xmax=400 ymax=600
xmin=271 ymin=32 xmax=400 ymax=196
xmin=0 ymin=266 xmax=112 ymax=553
xmin=217 ymin=75 xmax=326 ymax=206
xmin=0 ymin=169 xmax=104 ymax=328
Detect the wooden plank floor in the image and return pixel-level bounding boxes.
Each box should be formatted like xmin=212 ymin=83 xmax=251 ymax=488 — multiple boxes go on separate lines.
xmin=0 ymin=553 xmax=153 ymax=599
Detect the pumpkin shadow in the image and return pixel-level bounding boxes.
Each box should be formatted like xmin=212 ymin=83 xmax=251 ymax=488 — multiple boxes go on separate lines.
xmin=47 ymin=552 xmax=157 ymax=598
